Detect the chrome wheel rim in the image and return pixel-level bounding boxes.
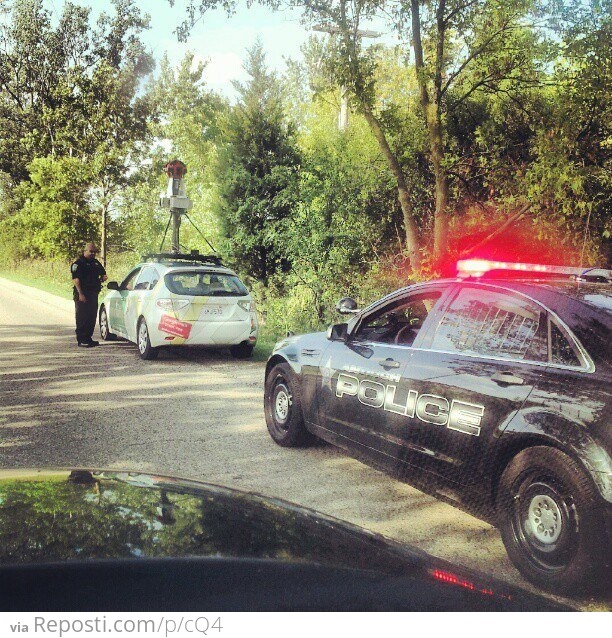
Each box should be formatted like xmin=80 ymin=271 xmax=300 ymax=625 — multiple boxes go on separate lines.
xmin=100 ymin=310 xmax=108 ymax=339
xmin=527 ymin=494 xmax=562 ymax=544
xmin=273 ymin=383 xmax=291 ymax=425
xmin=511 ymin=477 xmax=577 ymax=571
xmin=138 ymin=322 xmax=148 ymax=354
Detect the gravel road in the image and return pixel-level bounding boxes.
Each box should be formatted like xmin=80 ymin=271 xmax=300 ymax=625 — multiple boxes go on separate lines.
xmin=0 ymin=276 xmax=607 ymax=610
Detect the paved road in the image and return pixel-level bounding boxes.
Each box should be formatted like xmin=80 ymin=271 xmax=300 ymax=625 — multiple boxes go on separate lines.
xmin=0 ymin=276 xmax=606 ymax=609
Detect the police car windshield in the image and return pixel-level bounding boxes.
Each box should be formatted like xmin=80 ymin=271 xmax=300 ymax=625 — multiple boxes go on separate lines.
xmin=164 ymin=271 xmax=248 ymax=297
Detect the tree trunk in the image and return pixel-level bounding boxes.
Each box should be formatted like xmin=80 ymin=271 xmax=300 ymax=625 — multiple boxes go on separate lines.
xmin=101 ymin=202 xmax=107 ymax=267
xmin=334 ymin=0 xmax=422 ymax=273
xmin=362 ymin=105 xmax=422 ymax=273
xmin=431 ymin=116 xmax=449 ymax=260
xmin=411 ymin=0 xmax=450 ymax=263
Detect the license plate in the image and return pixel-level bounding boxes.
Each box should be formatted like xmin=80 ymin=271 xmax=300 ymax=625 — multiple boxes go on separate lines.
xmin=200 ymin=306 xmax=223 ymax=316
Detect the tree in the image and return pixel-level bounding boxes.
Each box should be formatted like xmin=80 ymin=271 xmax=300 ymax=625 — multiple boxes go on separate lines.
xmin=267 ymin=45 xmax=423 ymax=328
xmin=7 ymin=157 xmax=95 ymax=260
xmin=213 ymin=41 xmax=301 ymax=284
xmin=0 ymin=0 xmax=155 ymax=263
xmin=173 ymin=0 xmax=568 ymax=272
xmin=523 ymin=0 xmax=611 ymax=260
xmin=71 ymin=0 xmax=155 ymax=264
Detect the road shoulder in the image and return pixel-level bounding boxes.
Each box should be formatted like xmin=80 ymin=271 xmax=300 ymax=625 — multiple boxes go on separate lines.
xmin=0 ymin=276 xmax=73 ymax=315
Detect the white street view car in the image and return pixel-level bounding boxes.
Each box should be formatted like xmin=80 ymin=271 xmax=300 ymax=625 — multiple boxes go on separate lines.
xmin=99 ymin=253 xmax=258 ymax=360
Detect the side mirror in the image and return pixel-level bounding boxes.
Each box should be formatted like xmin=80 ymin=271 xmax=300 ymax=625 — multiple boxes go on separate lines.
xmin=107 ymin=281 xmax=119 ymax=291
xmin=336 ymin=297 xmax=359 ymax=315
xmin=327 ymin=323 xmax=348 ymax=342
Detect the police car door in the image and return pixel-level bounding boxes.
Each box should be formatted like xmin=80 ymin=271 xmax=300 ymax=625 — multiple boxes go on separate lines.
xmin=111 ymin=267 xmax=141 ymax=336
xmin=124 ymin=266 xmax=158 ymax=342
xmin=407 ymin=283 xmax=546 ymax=487
xmin=317 ymin=286 xmax=449 ymax=467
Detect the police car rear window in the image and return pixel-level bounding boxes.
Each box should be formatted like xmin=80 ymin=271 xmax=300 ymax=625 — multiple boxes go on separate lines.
xmin=165 ymin=271 xmax=248 ymax=297
xmin=431 ymin=287 xmax=548 ymax=362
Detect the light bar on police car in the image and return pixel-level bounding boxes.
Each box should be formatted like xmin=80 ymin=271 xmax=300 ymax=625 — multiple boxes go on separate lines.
xmin=456 ymin=259 xmax=612 ymax=281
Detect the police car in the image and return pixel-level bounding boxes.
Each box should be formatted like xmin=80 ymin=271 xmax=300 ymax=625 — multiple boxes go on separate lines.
xmin=263 ymin=260 xmax=611 ymax=592
xmin=99 ymin=253 xmax=258 ymax=359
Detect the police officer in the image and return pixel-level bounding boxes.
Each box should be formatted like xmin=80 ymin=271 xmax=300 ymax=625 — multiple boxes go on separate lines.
xmin=71 ymin=242 xmax=107 ymax=347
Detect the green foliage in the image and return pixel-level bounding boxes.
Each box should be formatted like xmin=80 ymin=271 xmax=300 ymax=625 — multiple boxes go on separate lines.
xmin=0 ymin=0 xmax=155 ymax=262
xmin=524 ymin=0 xmax=611 ymax=250
xmin=112 ymin=162 xmax=169 ymax=256
xmin=214 ymin=41 xmax=301 ymax=284
xmin=0 ymin=0 xmax=153 ymax=178
xmin=4 ymin=157 xmax=95 ymax=260
xmin=251 ymin=89 xmax=415 ymax=335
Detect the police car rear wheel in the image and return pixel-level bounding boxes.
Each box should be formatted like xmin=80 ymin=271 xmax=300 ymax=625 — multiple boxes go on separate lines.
xmin=497 ymin=446 xmax=606 ymax=593
xmin=265 ymin=363 xmax=311 ymax=447
xmin=99 ymin=306 xmax=117 ymax=341
xmin=137 ymin=318 xmax=158 ymax=360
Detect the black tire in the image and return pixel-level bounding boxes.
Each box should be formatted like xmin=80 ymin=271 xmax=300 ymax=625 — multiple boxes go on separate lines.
xmin=230 ymin=342 xmax=254 ymax=359
xmin=496 ymin=446 xmax=608 ymax=593
xmin=264 ymin=363 xmax=311 ymax=447
xmin=99 ymin=305 xmax=117 ymax=341
xmin=137 ymin=318 xmax=158 ymax=360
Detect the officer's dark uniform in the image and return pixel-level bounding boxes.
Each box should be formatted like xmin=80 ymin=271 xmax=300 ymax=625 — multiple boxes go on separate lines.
xmin=71 ymin=256 xmax=106 ymax=345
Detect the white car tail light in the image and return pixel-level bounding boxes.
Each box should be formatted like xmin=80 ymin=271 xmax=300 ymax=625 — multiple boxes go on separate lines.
xmin=237 ymin=300 xmax=254 ymax=313
xmin=156 ymin=299 xmax=190 ymax=311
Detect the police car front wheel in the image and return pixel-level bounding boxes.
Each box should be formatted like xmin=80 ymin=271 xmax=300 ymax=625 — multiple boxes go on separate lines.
xmin=137 ymin=318 xmax=158 ymax=360
xmin=265 ymin=363 xmax=311 ymax=447
xmin=497 ymin=446 xmax=607 ymax=593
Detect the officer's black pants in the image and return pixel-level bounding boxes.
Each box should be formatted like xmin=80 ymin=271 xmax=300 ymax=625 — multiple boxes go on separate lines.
xmin=75 ymin=294 xmax=98 ymax=343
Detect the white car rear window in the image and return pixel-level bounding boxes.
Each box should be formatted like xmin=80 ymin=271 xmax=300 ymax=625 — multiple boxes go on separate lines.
xmin=165 ymin=271 xmax=248 ymax=297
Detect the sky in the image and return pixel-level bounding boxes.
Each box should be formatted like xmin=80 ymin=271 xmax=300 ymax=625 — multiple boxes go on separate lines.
xmin=44 ymin=0 xmax=313 ymax=95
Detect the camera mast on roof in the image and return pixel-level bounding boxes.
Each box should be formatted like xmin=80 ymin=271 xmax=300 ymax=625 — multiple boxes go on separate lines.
xmin=159 ymin=160 xmax=192 ymax=254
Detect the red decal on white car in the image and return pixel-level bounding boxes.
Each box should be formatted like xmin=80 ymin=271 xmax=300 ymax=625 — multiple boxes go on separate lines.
xmin=159 ymin=314 xmax=192 ymax=339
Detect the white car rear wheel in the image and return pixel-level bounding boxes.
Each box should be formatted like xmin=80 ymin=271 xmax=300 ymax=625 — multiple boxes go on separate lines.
xmin=230 ymin=342 xmax=254 ymax=359
xmin=99 ymin=306 xmax=117 ymax=341
xmin=137 ymin=318 xmax=158 ymax=360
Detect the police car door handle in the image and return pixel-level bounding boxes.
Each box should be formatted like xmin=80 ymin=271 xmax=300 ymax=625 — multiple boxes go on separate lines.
xmin=378 ymin=358 xmax=401 ymax=369
xmin=491 ymin=371 xmax=525 ymax=386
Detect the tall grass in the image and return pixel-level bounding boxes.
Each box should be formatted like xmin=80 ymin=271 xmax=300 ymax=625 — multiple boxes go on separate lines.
xmin=0 ymin=251 xmax=141 ymax=299
xmin=0 ymin=259 xmax=73 ymax=299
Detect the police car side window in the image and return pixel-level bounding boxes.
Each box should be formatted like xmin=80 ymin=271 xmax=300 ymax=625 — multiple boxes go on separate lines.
xmin=550 ymin=321 xmax=581 ymax=367
xmin=430 ymin=287 xmax=548 ymax=362
xmin=355 ymin=292 xmax=442 ymax=346
xmin=120 ymin=269 xmax=141 ymax=291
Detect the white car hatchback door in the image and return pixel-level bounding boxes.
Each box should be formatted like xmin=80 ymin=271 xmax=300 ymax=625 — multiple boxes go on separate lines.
xmin=153 ymin=269 xmax=257 ymax=349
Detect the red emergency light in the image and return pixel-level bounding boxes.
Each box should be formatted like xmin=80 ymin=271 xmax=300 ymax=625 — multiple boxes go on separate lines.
xmin=456 ymin=259 xmax=551 ymax=277
xmin=455 ymin=259 xmax=612 ymax=281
